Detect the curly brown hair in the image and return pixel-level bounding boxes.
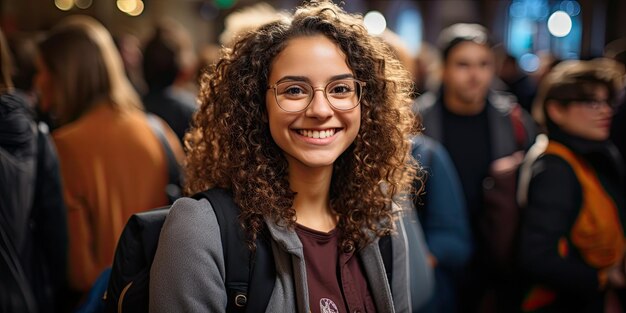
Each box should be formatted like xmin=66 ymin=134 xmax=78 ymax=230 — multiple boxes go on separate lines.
xmin=185 ymin=0 xmax=418 ymax=251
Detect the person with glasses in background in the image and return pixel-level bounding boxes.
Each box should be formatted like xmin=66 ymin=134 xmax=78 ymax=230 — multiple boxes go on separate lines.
xmin=519 ymin=58 xmax=626 ymax=313
xmin=150 ymin=1 xmax=434 ymax=312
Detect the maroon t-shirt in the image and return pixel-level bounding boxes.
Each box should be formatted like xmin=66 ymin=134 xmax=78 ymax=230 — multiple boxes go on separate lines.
xmin=295 ymin=224 xmax=377 ymax=313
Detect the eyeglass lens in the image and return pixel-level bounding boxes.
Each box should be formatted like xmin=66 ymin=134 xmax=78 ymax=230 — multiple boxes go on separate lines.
xmin=273 ymin=79 xmax=362 ymax=112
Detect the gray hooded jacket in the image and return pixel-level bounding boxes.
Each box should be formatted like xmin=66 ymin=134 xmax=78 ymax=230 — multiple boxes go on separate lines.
xmin=150 ymin=197 xmax=433 ymax=312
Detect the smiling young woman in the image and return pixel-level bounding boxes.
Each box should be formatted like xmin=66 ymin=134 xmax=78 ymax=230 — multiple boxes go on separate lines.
xmin=149 ymin=1 xmax=432 ymax=312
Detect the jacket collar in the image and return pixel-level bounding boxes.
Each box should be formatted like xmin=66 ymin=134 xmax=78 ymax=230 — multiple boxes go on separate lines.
xmin=548 ymin=127 xmax=624 ymax=178
xmin=262 ymin=214 xmax=398 ymax=313
xmin=422 ymin=88 xmax=522 ymax=159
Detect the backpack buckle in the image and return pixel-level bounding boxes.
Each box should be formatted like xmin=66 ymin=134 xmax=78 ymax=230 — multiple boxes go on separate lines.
xmin=234 ymin=293 xmax=248 ymax=307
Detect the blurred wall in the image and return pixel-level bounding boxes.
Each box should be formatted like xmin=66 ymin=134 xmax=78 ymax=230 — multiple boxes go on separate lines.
xmin=1 ymin=0 xmax=625 ymax=59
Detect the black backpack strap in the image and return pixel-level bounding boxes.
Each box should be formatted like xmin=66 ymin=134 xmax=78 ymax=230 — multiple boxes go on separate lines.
xmin=378 ymin=235 xmax=392 ymax=285
xmin=193 ymin=189 xmax=248 ymax=312
xmin=244 ymin=227 xmax=275 ymax=313
xmin=193 ymin=188 xmax=275 ymax=313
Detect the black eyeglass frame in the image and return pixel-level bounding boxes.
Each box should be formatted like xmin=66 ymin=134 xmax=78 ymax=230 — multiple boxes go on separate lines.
xmin=554 ymin=98 xmax=616 ymax=110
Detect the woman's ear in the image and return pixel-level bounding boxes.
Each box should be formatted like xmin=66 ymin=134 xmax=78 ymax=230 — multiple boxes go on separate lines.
xmin=545 ymin=100 xmax=566 ymax=126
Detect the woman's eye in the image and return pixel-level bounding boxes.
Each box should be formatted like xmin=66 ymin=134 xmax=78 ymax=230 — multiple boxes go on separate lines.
xmin=279 ymin=84 xmax=309 ymax=98
xmin=285 ymin=86 xmax=305 ymax=95
xmin=329 ymin=84 xmax=353 ymax=95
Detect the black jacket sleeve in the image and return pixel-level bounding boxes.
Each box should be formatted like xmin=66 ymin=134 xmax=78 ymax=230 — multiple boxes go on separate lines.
xmin=31 ymin=125 xmax=69 ymax=302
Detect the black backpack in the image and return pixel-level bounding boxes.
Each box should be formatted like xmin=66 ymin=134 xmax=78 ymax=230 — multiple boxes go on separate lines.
xmin=104 ymin=188 xmax=393 ymax=313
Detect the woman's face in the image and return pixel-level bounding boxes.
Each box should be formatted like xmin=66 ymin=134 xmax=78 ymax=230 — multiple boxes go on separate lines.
xmin=33 ymin=55 xmax=55 ymax=113
xmin=549 ymin=85 xmax=613 ymax=141
xmin=266 ymin=35 xmax=361 ymax=170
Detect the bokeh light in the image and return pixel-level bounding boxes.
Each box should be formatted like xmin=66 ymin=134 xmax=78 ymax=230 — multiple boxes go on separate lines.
xmin=127 ymin=1 xmax=144 ymax=16
xmin=519 ymin=53 xmax=540 ymax=72
xmin=364 ymin=11 xmax=386 ymax=35
xmin=55 ymin=0 xmax=74 ymax=11
xmin=117 ymin=0 xmax=137 ymax=14
xmin=214 ymin=0 xmax=236 ymax=10
xmin=560 ymin=1 xmax=581 ymax=17
xmin=74 ymin=0 xmax=92 ymax=9
xmin=547 ymin=11 xmax=572 ymax=37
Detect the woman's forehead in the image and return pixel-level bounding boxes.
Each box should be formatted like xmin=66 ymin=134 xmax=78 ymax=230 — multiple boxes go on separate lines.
xmin=268 ymin=35 xmax=350 ymax=81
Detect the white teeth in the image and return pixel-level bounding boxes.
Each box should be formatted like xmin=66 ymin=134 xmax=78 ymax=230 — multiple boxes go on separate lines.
xmin=298 ymin=129 xmax=335 ymax=139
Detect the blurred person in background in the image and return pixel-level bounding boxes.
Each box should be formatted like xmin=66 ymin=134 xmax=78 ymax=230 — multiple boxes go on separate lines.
xmin=142 ymin=18 xmax=198 ymax=143
xmin=413 ymin=42 xmax=442 ymax=97
xmin=6 ymin=31 xmax=60 ymax=129
xmin=416 ymin=23 xmax=537 ymax=313
xmin=380 ymin=27 xmax=472 ymax=313
xmin=34 ymin=15 xmax=183 ymax=304
xmin=114 ymin=33 xmax=147 ymax=96
xmin=1 ymin=26 xmax=68 ymax=313
xmin=520 ymin=58 xmax=625 ymax=313
xmin=411 ymin=132 xmax=472 ymax=313
xmin=218 ymin=2 xmax=289 ymax=47
xmin=7 ymin=32 xmax=41 ymax=107
xmin=494 ymin=48 xmax=537 ymax=115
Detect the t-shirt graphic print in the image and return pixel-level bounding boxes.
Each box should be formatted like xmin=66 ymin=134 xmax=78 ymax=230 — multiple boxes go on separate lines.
xmin=320 ymin=297 xmax=339 ymax=313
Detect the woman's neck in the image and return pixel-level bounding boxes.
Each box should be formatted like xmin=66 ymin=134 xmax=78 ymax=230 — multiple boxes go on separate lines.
xmin=288 ymin=163 xmax=337 ymax=232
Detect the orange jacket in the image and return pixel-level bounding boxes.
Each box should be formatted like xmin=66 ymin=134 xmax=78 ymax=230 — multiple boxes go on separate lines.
xmin=522 ymin=140 xmax=625 ymax=312
xmin=545 ymin=141 xmax=625 ymax=272
xmin=53 ymin=104 xmax=184 ymax=292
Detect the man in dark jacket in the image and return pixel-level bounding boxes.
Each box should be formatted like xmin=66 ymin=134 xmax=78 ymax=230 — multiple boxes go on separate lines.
xmin=1 ymin=28 xmax=68 ymax=313
xmin=415 ymin=23 xmax=537 ymax=313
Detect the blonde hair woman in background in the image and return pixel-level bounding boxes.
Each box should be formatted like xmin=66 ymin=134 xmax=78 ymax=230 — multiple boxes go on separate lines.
xmin=34 ymin=16 xmax=183 ymax=301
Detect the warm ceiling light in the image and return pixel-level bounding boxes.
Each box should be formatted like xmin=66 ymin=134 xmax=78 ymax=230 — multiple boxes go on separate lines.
xmin=117 ymin=0 xmax=137 ymax=13
xmin=55 ymin=0 xmax=74 ymax=11
xmin=75 ymin=0 xmax=92 ymax=9
xmin=127 ymin=0 xmax=144 ymax=17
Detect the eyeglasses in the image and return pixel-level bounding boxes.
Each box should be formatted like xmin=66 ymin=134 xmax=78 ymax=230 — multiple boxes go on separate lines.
xmin=573 ymin=99 xmax=613 ymax=110
xmin=267 ymin=78 xmax=366 ymax=112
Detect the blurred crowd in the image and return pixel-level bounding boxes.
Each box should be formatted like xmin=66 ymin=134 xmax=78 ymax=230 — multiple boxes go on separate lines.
xmin=1 ymin=1 xmax=625 ymax=313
